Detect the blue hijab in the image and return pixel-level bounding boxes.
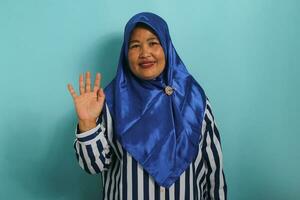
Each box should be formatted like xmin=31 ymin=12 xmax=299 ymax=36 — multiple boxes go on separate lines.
xmin=105 ymin=12 xmax=206 ymax=188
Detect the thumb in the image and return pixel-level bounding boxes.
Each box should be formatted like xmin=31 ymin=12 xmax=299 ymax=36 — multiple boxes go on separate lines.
xmin=97 ymin=88 xmax=105 ymax=103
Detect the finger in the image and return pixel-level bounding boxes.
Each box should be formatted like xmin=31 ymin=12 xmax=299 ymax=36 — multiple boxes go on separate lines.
xmin=79 ymin=74 xmax=85 ymax=95
xmin=97 ymin=88 xmax=105 ymax=102
xmin=67 ymin=84 xmax=77 ymax=99
xmin=93 ymin=73 xmax=101 ymax=92
xmin=85 ymin=71 xmax=91 ymax=92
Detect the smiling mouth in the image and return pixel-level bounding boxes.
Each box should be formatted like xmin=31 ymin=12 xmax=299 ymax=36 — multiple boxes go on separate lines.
xmin=139 ymin=61 xmax=156 ymax=68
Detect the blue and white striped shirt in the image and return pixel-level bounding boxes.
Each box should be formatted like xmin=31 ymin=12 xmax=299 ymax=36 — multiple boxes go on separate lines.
xmin=74 ymin=99 xmax=227 ymax=200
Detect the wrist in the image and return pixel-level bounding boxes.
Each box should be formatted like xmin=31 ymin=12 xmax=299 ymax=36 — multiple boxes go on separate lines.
xmin=78 ymin=119 xmax=97 ymax=133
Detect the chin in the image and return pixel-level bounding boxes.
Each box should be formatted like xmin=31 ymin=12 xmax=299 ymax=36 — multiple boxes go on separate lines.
xmin=136 ymin=72 xmax=157 ymax=80
xmin=140 ymin=76 xmax=155 ymax=80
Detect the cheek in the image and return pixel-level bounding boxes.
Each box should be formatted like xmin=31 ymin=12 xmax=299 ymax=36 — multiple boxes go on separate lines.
xmin=128 ymin=53 xmax=137 ymax=67
xmin=127 ymin=55 xmax=140 ymax=77
xmin=155 ymin=47 xmax=165 ymax=60
xmin=158 ymin=50 xmax=166 ymax=67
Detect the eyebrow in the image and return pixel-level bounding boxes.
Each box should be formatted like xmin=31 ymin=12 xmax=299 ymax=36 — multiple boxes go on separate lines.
xmin=129 ymin=37 xmax=159 ymax=44
xmin=129 ymin=40 xmax=140 ymax=44
xmin=147 ymin=37 xmax=159 ymax=41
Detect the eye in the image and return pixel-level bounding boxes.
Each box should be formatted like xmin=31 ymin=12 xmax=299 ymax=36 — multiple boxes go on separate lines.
xmin=129 ymin=43 xmax=140 ymax=49
xmin=149 ymin=41 xmax=160 ymax=46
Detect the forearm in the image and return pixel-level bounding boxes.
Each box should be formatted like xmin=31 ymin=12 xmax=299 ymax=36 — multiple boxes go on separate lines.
xmin=74 ymin=115 xmax=112 ymax=174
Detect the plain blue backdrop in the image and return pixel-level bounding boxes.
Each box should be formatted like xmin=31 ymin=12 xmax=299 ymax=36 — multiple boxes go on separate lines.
xmin=0 ymin=0 xmax=299 ymax=199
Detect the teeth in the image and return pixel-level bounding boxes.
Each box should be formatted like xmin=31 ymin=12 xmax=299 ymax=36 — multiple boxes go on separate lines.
xmin=141 ymin=62 xmax=152 ymax=65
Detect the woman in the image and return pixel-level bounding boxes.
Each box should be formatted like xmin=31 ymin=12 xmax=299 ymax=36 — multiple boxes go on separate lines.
xmin=68 ymin=12 xmax=227 ymax=200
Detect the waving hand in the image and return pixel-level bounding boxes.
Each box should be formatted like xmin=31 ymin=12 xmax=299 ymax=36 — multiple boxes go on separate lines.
xmin=67 ymin=72 xmax=105 ymax=132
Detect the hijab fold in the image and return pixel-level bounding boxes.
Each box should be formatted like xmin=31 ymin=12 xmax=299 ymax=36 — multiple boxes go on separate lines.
xmin=105 ymin=12 xmax=206 ymax=187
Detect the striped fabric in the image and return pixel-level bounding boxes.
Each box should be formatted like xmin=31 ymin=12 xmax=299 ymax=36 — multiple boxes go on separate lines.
xmin=74 ymin=99 xmax=227 ymax=200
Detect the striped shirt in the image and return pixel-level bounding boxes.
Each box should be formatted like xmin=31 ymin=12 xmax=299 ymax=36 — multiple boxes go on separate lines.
xmin=74 ymin=98 xmax=227 ymax=200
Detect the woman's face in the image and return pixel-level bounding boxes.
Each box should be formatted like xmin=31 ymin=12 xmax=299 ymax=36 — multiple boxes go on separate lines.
xmin=128 ymin=26 xmax=166 ymax=80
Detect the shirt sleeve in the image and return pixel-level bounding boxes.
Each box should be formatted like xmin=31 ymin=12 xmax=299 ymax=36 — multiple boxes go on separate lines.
xmin=73 ymin=105 xmax=112 ymax=174
xmin=202 ymin=98 xmax=227 ymax=200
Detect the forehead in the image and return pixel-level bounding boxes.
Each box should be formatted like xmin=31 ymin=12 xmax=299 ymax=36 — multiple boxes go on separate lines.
xmin=129 ymin=25 xmax=159 ymax=41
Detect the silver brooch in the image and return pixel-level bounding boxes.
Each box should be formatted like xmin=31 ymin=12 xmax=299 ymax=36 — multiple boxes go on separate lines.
xmin=164 ymin=86 xmax=174 ymax=96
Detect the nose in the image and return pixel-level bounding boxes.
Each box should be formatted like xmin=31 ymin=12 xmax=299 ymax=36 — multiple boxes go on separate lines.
xmin=139 ymin=44 xmax=151 ymax=58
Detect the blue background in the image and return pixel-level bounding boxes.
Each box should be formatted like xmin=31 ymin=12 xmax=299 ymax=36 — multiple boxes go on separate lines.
xmin=0 ymin=0 xmax=299 ymax=199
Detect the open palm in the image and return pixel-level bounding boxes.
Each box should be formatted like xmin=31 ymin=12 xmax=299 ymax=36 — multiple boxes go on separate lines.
xmin=68 ymin=72 xmax=105 ymax=131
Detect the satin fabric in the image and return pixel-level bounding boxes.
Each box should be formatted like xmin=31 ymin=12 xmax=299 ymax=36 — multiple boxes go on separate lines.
xmin=105 ymin=12 xmax=206 ymax=187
